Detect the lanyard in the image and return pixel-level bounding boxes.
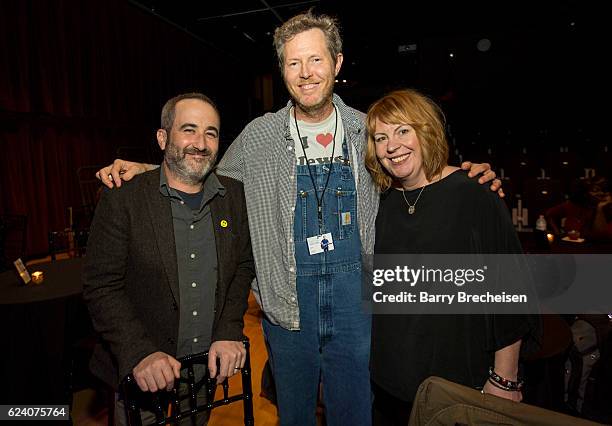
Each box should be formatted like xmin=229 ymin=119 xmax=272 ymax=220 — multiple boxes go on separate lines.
xmin=294 ymin=103 xmax=338 ymax=234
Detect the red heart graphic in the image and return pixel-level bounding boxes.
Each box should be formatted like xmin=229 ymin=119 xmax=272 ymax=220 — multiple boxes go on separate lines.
xmin=316 ymin=133 xmax=333 ymax=148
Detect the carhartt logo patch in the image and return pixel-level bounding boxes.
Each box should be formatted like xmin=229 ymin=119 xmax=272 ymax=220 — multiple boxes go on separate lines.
xmin=341 ymin=212 xmax=351 ymax=226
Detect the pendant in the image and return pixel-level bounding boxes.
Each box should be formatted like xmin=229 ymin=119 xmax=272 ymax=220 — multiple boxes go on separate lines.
xmin=408 ymin=205 xmax=415 ymax=215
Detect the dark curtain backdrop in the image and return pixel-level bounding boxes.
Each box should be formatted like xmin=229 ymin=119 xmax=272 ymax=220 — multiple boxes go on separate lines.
xmin=0 ymin=0 xmax=251 ymax=256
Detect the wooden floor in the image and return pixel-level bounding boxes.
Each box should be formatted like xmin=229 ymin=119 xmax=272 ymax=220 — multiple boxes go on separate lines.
xmin=208 ymin=292 xmax=279 ymax=425
xmin=71 ymin=292 xmax=281 ymax=425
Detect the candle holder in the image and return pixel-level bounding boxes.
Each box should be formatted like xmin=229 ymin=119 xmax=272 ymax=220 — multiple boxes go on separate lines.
xmin=31 ymin=271 xmax=44 ymax=284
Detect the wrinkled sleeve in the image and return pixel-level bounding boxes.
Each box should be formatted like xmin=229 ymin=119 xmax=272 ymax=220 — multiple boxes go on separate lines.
xmin=82 ymin=188 xmax=158 ymax=381
xmin=476 ymin=189 xmax=542 ymax=357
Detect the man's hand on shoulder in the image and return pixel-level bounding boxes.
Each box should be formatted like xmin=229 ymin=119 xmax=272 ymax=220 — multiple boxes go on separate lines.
xmin=461 ymin=161 xmax=504 ymax=198
xmin=207 ymin=340 xmax=246 ymax=384
xmin=96 ymin=159 xmax=154 ymax=189
xmin=133 ymin=351 xmax=181 ymax=392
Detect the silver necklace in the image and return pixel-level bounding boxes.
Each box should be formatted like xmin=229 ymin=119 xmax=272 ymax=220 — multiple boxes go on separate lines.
xmin=401 ymin=185 xmax=425 ymax=215
xmin=400 ymin=171 xmax=444 ymax=214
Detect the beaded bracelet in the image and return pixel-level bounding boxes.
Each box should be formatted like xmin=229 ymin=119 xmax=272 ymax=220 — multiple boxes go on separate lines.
xmin=487 ymin=377 xmax=516 ymax=392
xmin=488 ymin=367 xmax=524 ymax=391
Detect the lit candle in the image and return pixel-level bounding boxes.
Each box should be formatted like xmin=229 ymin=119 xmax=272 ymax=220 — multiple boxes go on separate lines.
xmin=546 ymin=233 xmax=554 ymax=243
xmin=31 ymin=271 xmax=44 ymax=284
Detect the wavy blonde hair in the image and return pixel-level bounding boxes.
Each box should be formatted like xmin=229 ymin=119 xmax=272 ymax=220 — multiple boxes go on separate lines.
xmin=273 ymin=11 xmax=342 ymax=69
xmin=365 ymin=89 xmax=449 ymax=191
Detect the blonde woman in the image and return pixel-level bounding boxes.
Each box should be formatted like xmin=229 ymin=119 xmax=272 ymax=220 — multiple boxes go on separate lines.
xmin=366 ymin=89 xmax=538 ymax=425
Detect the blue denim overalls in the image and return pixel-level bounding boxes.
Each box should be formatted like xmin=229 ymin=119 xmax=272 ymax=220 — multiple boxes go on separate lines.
xmin=263 ymin=140 xmax=372 ymax=426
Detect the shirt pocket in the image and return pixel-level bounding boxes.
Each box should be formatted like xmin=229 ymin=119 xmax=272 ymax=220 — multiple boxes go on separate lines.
xmin=293 ymin=188 xmax=317 ymax=242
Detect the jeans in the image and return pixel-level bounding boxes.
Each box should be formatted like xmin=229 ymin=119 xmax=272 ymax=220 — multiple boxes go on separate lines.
xmin=264 ymin=144 xmax=371 ymax=426
xmin=263 ymin=266 xmax=371 ymax=426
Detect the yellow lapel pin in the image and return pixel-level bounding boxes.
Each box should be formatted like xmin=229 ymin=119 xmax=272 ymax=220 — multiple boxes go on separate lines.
xmin=220 ymin=219 xmax=228 ymax=228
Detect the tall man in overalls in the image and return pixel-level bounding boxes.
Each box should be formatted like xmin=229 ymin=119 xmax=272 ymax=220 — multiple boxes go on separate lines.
xmin=96 ymin=12 xmax=501 ymax=426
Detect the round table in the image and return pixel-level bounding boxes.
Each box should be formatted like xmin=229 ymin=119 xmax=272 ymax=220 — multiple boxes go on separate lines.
xmin=0 ymin=258 xmax=89 ymax=404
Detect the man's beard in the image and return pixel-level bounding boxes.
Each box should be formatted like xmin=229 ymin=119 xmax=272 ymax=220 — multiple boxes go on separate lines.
xmin=292 ymin=81 xmax=335 ymax=119
xmin=164 ymin=139 xmax=217 ymax=186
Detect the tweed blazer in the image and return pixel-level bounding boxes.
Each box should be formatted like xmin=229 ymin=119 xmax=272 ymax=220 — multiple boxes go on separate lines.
xmin=82 ymin=169 xmax=254 ymax=389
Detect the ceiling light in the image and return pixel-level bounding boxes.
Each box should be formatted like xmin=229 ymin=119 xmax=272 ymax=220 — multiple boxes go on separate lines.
xmin=477 ymin=38 xmax=491 ymax=52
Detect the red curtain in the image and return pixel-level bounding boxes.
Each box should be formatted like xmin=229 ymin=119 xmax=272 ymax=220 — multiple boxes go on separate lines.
xmin=0 ymin=0 xmax=250 ymax=256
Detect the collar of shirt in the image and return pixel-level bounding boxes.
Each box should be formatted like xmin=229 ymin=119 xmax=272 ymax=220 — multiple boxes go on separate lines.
xmin=158 ymin=166 xmax=226 ymax=211
xmin=282 ymin=94 xmax=365 ymax=154
xmin=215 ymin=93 xmax=379 ymax=330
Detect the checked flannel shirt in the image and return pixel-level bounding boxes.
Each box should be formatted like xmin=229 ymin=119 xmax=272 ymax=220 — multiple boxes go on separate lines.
xmin=217 ymin=94 xmax=379 ymax=330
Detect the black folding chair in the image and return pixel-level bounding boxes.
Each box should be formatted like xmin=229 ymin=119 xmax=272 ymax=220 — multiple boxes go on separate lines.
xmin=120 ymin=340 xmax=254 ymax=426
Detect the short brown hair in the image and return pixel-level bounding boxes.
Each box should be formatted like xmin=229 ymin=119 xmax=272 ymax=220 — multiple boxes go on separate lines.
xmin=160 ymin=92 xmax=219 ymax=132
xmin=273 ymin=11 xmax=342 ymax=69
xmin=365 ymin=89 xmax=449 ymax=191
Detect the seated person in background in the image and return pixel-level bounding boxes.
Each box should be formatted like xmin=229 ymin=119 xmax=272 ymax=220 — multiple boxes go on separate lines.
xmin=545 ymin=176 xmax=612 ymax=241
xmin=545 ymin=178 xmax=595 ymax=237
xmin=365 ymin=89 xmax=539 ymax=426
xmin=587 ymin=177 xmax=612 ymax=241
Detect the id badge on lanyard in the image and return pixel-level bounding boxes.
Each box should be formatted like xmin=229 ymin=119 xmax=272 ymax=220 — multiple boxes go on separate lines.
xmin=294 ymin=103 xmax=338 ymax=256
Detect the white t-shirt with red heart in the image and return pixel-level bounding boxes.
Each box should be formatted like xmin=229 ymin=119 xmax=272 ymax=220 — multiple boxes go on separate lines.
xmin=289 ymin=106 xmax=346 ymax=166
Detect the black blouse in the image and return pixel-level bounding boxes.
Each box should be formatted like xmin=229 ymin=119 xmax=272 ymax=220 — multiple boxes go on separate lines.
xmin=371 ymin=169 xmax=538 ymax=401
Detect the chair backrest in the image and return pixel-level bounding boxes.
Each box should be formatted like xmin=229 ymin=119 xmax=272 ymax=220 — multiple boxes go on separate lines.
xmin=408 ymin=376 xmax=600 ymax=426
xmin=523 ymin=178 xmax=565 ymax=223
xmin=0 ymin=214 xmax=27 ymax=270
xmin=76 ymin=165 xmax=104 ymax=208
xmin=48 ymin=229 xmax=88 ymax=261
xmin=70 ymin=205 xmax=95 ymax=232
xmin=121 ymin=340 xmax=254 ymax=426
